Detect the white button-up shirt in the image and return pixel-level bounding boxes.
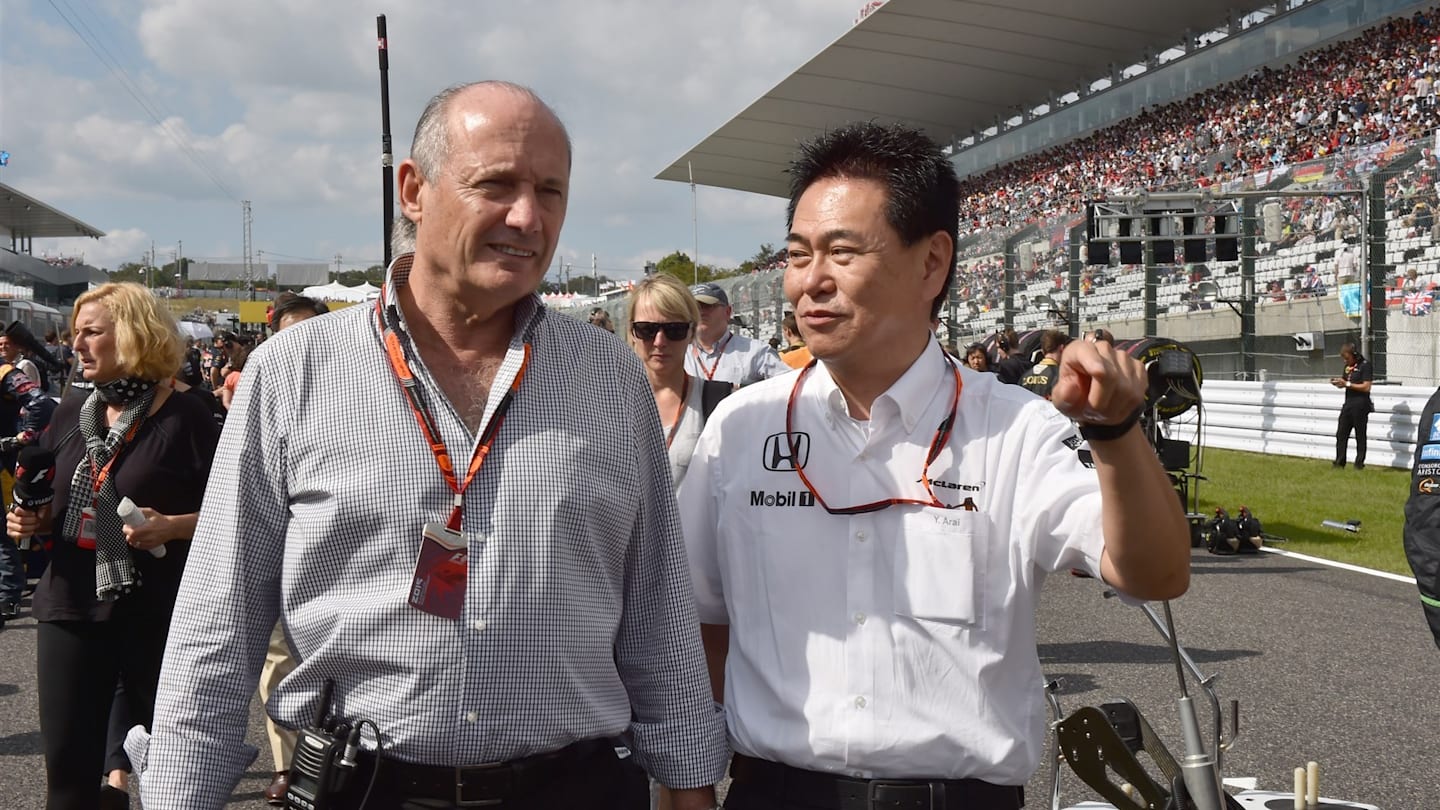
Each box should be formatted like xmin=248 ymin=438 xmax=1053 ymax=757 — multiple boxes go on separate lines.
xmin=684 ymin=331 xmax=789 ymax=387
xmin=679 ymin=339 xmax=1107 ymax=785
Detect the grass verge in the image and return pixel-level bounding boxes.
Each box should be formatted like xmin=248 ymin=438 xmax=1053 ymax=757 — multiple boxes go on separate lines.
xmin=1192 ymin=447 xmax=1411 ymax=576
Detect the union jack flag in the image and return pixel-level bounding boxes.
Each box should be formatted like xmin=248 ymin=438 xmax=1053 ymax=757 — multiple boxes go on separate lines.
xmin=1404 ymin=290 xmax=1433 ymax=316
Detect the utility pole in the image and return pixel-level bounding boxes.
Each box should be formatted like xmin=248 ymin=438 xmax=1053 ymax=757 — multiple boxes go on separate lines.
xmin=242 ymin=200 xmax=254 ymax=301
xmin=592 ymin=253 xmax=598 ymax=297
xmin=334 ymin=253 xmax=343 ymax=283
xmin=176 ymin=239 xmax=183 ymax=293
xmin=149 ymin=240 xmax=155 ymax=289
xmin=689 ymin=161 xmax=699 ymax=285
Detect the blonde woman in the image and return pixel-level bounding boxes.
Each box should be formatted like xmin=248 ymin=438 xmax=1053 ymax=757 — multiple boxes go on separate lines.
xmin=625 ymin=275 xmax=732 ymax=490
xmin=7 ymin=283 xmax=221 ymax=810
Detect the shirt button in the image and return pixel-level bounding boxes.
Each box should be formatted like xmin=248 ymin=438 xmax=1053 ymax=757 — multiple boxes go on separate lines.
xmin=465 ymin=711 xmax=479 ymax=723
xmin=855 ymin=530 xmax=868 ymax=542
xmin=854 ymin=696 xmax=867 ymax=709
xmin=472 ymin=619 xmax=487 ymax=631
xmin=853 ymin=612 xmax=867 ymax=625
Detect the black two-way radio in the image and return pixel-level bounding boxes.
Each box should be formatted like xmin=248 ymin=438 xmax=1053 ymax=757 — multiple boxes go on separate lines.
xmin=284 ymin=679 xmax=358 ymax=810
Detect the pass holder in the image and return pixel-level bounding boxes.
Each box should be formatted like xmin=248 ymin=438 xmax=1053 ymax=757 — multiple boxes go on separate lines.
xmin=77 ymin=506 xmax=98 ymax=550
xmin=407 ymin=522 xmax=468 ymax=619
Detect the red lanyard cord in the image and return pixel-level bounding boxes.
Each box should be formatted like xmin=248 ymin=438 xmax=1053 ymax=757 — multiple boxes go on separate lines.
xmin=785 ymin=357 xmax=962 ymax=516
xmin=376 ymin=294 xmax=531 ymax=531
xmin=690 ymin=332 xmax=732 ymax=380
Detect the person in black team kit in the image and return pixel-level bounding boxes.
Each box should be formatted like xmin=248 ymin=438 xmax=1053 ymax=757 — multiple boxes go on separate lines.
xmin=991 ymin=328 xmax=1030 ymax=385
xmin=1329 ymin=342 xmax=1374 ymax=469
xmin=1020 ymin=330 xmax=1070 ymax=400
xmin=1405 ymin=384 xmax=1440 ymax=651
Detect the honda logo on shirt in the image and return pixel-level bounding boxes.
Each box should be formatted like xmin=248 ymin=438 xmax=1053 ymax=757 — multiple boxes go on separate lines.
xmin=762 ymin=432 xmax=810 ymax=471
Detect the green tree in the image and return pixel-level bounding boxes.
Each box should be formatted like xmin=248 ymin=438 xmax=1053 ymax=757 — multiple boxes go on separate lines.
xmin=653 ymin=251 xmax=720 ymax=284
xmin=737 ymin=242 xmax=786 ymax=274
xmin=110 ymin=262 xmax=146 ymax=284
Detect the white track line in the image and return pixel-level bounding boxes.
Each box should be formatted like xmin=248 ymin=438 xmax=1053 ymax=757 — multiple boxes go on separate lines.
xmin=1259 ymin=546 xmax=1417 ymax=585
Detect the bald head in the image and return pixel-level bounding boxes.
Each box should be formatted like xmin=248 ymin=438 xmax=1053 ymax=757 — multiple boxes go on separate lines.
xmin=392 ymin=82 xmax=570 ymax=257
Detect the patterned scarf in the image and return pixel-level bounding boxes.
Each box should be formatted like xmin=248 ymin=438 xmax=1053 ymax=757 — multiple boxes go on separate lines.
xmin=61 ymin=380 xmax=158 ymax=601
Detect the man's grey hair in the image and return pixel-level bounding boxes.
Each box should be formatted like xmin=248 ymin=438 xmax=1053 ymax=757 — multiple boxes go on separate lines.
xmin=390 ymin=81 xmax=571 ymax=260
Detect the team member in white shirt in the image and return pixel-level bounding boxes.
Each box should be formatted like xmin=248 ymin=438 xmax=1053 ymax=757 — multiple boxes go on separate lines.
xmin=678 ymin=121 xmax=1190 ymax=810
xmin=684 ymin=282 xmax=788 ymax=387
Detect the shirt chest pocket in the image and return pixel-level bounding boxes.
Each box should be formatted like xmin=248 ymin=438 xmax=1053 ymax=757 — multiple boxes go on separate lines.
xmin=892 ymin=509 xmax=989 ymax=629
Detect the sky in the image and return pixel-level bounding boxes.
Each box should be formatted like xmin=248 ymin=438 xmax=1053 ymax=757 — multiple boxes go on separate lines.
xmin=1 ymin=0 xmax=858 ymax=282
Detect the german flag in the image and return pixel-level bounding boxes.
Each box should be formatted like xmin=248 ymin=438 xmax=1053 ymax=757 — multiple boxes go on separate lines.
xmin=1292 ymin=162 xmax=1327 ymax=184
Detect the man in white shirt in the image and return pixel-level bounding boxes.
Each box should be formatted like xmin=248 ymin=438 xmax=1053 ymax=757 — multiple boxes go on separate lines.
xmin=679 ymin=121 xmax=1190 ymax=810
xmin=684 ymin=282 xmax=788 ymax=386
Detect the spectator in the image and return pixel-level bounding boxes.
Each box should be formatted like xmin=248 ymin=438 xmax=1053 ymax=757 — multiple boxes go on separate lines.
xmin=268 ymin=292 xmax=329 ymax=333
xmin=217 ymin=335 xmax=250 ymax=411
xmin=0 ymin=334 xmax=44 ymax=393
xmin=45 ymin=328 xmax=74 ymax=393
xmin=778 ymin=311 xmax=811 ymax=369
xmin=964 ymin=342 xmax=991 ymax=372
xmin=685 ymin=282 xmax=788 ymax=386
xmin=6 ymin=282 xmax=220 ymax=809
xmin=589 ymin=307 xmax=616 ymax=333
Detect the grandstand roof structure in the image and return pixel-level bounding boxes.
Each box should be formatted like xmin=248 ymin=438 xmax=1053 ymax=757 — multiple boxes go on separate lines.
xmin=0 ymin=181 xmax=105 ymax=240
xmin=658 ymin=0 xmax=1276 ymax=198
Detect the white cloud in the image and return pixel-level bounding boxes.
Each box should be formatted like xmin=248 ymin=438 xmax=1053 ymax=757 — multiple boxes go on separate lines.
xmin=2 ymin=0 xmax=853 ymax=277
xmin=34 ymin=227 xmax=152 ymax=272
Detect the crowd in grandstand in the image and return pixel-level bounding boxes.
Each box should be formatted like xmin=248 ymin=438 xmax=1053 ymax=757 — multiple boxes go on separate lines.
xmin=936 ymin=8 xmax=1440 ymax=333
xmin=957 ymin=9 xmax=1440 ymax=233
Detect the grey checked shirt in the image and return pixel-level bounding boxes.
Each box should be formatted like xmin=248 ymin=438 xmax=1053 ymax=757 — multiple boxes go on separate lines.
xmin=133 ymin=256 xmax=729 ymax=808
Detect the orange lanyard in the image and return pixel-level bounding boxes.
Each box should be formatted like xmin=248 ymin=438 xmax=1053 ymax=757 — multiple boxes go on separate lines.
xmin=90 ymin=418 xmax=145 ymax=499
xmin=664 ymin=376 xmax=690 ymax=449
xmin=786 ymin=357 xmax=962 ymax=515
xmin=690 ymin=333 xmax=731 ymax=380
xmin=375 ymin=293 xmax=530 ymax=531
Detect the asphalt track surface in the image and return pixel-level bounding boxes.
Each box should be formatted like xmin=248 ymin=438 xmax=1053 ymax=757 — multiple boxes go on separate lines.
xmin=1 ymin=548 xmax=1435 ymax=809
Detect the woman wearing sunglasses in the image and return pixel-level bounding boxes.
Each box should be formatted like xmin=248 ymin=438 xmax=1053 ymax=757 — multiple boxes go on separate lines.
xmin=624 ymin=275 xmax=733 ymax=490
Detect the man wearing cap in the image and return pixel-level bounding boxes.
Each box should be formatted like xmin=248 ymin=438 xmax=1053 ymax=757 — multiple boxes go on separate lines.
xmin=685 ymin=283 xmax=788 ymax=387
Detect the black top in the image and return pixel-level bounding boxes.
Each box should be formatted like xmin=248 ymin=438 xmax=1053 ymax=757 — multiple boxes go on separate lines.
xmin=995 ymin=354 xmax=1031 ymax=386
xmin=1343 ymin=357 xmax=1374 ymax=409
xmin=31 ymin=390 xmax=221 ymax=623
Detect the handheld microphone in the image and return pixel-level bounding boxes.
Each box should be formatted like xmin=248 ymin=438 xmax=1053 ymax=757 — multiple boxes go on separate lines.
xmin=117 ymin=497 xmax=166 ymax=558
xmin=12 ymin=446 xmax=55 ymax=550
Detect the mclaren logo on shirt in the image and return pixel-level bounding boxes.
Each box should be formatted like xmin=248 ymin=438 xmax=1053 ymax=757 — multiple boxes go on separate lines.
xmin=1419 ymin=477 xmax=1439 ymax=496
xmin=763 ymin=432 xmax=810 ymax=471
xmin=750 ymin=490 xmax=817 ymax=508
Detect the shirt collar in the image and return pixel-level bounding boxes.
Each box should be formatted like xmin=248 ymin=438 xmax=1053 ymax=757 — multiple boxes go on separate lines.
xmin=812 ymin=338 xmax=950 ymax=435
xmin=382 ymin=251 xmax=544 ymax=343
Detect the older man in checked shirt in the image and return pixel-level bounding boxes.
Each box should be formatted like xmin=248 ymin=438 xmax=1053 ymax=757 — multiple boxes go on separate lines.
xmin=129 ymin=81 xmax=727 ymax=809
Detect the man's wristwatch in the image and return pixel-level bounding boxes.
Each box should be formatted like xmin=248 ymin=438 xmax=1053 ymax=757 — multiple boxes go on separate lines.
xmin=1078 ymin=408 xmax=1142 ymax=442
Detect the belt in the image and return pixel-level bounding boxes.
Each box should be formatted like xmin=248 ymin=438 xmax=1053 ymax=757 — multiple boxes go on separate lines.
xmin=354 ymin=738 xmax=610 ymax=807
xmin=730 ymin=754 xmax=1023 ymax=810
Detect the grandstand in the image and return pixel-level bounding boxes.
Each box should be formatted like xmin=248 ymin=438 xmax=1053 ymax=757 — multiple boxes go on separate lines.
xmin=658 ymin=0 xmax=1440 ymax=389
xmin=0 ymin=180 xmax=108 ymax=305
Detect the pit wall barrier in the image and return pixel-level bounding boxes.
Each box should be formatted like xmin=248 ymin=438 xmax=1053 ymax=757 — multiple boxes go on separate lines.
xmin=1169 ymin=380 xmax=1434 ymax=469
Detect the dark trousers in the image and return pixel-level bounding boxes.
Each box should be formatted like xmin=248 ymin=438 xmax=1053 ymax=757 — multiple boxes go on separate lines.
xmin=330 ymin=742 xmax=640 ymax=810
xmin=0 ymin=538 xmax=25 ymax=607
xmin=724 ymin=755 xmax=1023 ymax=810
xmin=37 ymin=612 xmax=168 ymax=810
xmin=1335 ymin=404 xmax=1369 ymax=466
